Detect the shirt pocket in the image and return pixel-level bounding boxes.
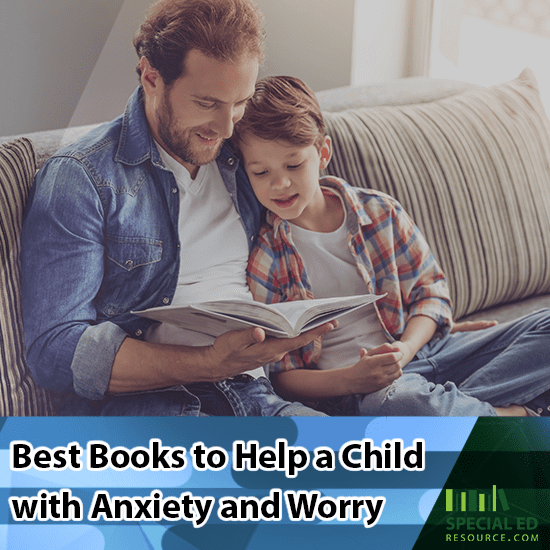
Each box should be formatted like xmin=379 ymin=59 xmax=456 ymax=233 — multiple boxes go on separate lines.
xmin=98 ymin=235 xmax=163 ymax=316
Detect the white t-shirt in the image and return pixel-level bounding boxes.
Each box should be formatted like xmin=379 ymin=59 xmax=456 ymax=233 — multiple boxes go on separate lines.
xmin=146 ymin=144 xmax=264 ymax=378
xmin=289 ymin=190 xmax=387 ymax=370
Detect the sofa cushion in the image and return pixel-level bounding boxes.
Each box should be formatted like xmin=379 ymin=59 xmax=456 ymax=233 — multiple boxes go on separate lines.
xmin=323 ymin=68 xmax=550 ymax=320
xmin=0 ymin=138 xmax=51 ymax=415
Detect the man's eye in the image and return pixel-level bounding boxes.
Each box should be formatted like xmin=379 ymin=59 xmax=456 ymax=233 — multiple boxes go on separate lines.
xmin=197 ymin=102 xmax=216 ymax=109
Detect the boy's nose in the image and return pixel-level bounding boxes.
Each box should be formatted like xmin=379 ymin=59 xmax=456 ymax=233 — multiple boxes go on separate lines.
xmin=272 ymin=175 xmax=291 ymax=189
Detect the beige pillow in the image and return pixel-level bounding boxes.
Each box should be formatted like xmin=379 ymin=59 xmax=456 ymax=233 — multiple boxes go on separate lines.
xmin=0 ymin=138 xmax=51 ymax=415
xmin=323 ymin=69 xmax=550 ymax=319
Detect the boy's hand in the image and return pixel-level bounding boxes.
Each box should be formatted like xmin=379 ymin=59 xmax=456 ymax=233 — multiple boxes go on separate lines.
xmin=343 ymin=343 xmax=404 ymax=394
xmin=380 ymin=340 xmax=417 ymax=369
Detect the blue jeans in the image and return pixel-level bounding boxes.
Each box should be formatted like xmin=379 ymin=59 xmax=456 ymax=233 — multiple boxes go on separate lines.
xmin=319 ymin=309 xmax=550 ymax=417
xmin=95 ymin=374 xmax=327 ymax=417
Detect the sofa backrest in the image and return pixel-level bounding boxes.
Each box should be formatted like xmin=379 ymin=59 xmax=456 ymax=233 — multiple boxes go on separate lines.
xmin=321 ymin=69 xmax=550 ymax=320
xmin=0 ymin=138 xmax=52 ymax=415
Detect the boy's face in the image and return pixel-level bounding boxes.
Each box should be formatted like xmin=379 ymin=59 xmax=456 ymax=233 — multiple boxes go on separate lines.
xmin=240 ymin=135 xmax=332 ymax=229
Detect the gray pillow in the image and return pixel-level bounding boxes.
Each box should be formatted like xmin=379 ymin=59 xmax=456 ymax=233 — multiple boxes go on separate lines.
xmin=323 ymin=69 xmax=550 ymax=320
xmin=0 ymin=138 xmax=51 ymax=415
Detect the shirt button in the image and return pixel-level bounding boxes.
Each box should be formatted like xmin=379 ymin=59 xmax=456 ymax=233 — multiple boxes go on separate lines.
xmin=163 ymin=297 xmax=170 ymax=304
xmin=125 ymin=260 xmax=134 ymax=269
xmin=250 ymin=235 xmax=254 ymax=241
xmin=172 ymin=187 xmax=178 ymax=193
xmin=227 ymin=158 xmax=235 ymax=166
xmin=538 ymin=408 xmax=544 ymax=414
xmin=135 ymin=329 xmax=143 ymax=337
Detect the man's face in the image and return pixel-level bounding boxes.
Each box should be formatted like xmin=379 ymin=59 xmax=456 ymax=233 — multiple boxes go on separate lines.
xmin=146 ymin=49 xmax=259 ymax=177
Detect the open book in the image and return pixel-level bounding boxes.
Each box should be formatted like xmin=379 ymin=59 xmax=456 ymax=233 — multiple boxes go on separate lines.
xmin=132 ymin=294 xmax=384 ymax=339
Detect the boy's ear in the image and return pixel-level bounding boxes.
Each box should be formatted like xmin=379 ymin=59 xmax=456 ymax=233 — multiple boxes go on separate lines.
xmin=319 ymin=135 xmax=333 ymax=170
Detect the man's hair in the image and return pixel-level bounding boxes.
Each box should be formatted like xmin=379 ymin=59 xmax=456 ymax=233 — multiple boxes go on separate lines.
xmin=133 ymin=0 xmax=265 ymax=86
xmin=232 ymin=76 xmax=326 ymax=151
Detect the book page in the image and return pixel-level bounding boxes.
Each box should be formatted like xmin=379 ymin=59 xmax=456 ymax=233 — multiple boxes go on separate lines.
xmin=268 ymin=294 xmax=382 ymax=330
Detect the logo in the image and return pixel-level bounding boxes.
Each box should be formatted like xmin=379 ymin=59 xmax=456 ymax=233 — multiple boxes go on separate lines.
xmin=444 ymin=486 xmax=539 ymax=545
xmin=446 ymin=485 xmax=509 ymax=513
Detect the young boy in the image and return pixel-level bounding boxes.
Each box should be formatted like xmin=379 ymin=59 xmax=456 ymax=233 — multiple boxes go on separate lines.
xmin=232 ymin=75 xmax=550 ymax=417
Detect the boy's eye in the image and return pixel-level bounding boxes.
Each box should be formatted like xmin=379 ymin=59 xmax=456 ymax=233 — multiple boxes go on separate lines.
xmin=287 ymin=162 xmax=303 ymax=170
xmin=252 ymin=170 xmax=268 ymax=177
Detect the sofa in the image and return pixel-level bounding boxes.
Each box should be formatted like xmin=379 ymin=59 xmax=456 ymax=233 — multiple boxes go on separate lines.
xmin=1 ymin=68 xmax=549 ymax=415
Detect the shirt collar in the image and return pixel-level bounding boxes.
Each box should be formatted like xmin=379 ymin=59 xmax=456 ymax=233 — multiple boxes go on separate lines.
xmin=114 ymin=87 xmax=155 ymax=166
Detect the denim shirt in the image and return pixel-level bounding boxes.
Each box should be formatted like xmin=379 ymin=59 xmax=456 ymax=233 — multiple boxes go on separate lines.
xmin=21 ymin=87 xmax=262 ymax=400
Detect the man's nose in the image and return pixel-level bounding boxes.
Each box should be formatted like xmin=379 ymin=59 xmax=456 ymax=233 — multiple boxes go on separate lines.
xmin=211 ymin=108 xmax=235 ymax=139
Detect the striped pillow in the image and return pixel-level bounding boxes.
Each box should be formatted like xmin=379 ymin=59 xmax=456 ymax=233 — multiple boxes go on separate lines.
xmin=323 ymin=69 xmax=550 ymax=320
xmin=0 ymin=138 xmax=51 ymax=415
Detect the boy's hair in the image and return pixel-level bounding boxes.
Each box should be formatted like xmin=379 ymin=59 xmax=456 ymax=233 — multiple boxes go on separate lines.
xmin=133 ymin=0 xmax=265 ymax=87
xmin=233 ymin=76 xmax=326 ymax=150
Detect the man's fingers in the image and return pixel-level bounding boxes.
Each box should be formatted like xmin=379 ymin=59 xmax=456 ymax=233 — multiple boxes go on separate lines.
xmin=251 ymin=327 xmax=266 ymax=343
xmin=290 ymin=321 xmax=337 ymax=347
xmin=235 ymin=326 xmax=266 ymax=347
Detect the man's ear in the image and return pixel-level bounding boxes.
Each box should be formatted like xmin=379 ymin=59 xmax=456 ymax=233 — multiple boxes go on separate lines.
xmin=140 ymin=57 xmax=162 ymax=97
xmin=319 ymin=135 xmax=333 ymax=170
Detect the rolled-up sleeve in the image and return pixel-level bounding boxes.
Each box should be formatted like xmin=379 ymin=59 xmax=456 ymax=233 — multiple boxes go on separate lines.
xmin=72 ymin=323 xmax=128 ymax=399
xmin=391 ymin=201 xmax=453 ymax=334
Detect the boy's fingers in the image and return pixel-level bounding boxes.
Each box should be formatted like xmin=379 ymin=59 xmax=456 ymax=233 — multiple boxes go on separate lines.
xmin=365 ymin=343 xmax=400 ymax=357
xmin=362 ymin=351 xmax=403 ymax=366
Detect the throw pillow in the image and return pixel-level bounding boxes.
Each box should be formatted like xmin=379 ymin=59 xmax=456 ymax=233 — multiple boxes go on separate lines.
xmin=0 ymin=138 xmax=51 ymax=415
xmin=323 ymin=68 xmax=550 ymax=319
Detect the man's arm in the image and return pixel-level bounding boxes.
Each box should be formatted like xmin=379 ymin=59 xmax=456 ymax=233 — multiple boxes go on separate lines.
xmin=109 ymin=323 xmax=336 ymax=392
xmin=23 ymin=156 xmax=335 ymax=399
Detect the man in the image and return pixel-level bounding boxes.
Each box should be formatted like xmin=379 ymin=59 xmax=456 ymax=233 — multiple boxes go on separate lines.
xmin=20 ymin=0 xmax=335 ymax=416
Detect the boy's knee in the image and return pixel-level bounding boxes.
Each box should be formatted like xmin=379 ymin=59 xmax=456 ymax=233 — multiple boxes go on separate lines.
xmin=379 ymin=373 xmax=454 ymax=416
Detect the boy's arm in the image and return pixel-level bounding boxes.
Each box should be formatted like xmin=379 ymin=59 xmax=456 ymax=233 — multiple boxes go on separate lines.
xmin=388 ymin=199 xmax=453 ymax=334
xmin=391 ymin=314 xmax=437 ymax=368
xmin=247 ymin=223 xmax=314 ymax=372
xmin=272 ymin=343 xmax=403 ymax=401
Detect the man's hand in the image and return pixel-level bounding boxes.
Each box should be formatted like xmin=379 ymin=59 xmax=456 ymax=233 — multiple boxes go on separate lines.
xmin=205 ymin=321 xmax=337 ymax=379
xmin=451 ymin=320 xmax=498 ymax=333
xmin=109 ymin=321 xmax=336 ymax=393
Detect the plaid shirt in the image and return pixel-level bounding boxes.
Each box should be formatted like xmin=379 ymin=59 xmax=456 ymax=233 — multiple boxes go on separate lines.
xmin=246 ymin=176 xmax=453 ymax=371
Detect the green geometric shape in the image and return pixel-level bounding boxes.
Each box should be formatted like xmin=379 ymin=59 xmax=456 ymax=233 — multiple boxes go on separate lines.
xmin=468 ymin=490 xmax=477 ymax=512
xmin=412 ymin=419 xmax=550 ymax=549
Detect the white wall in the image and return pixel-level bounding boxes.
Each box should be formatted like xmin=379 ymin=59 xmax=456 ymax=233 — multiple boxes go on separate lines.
xmin=352 ymin=0 xmax=412 ymax=86
xmin=1 ymin=0 xmax=415 ymax=135
xmin=0 ymin=0 xmax=130 ymax=135
xmin=254 ymin=0 xmax=355 ymax=92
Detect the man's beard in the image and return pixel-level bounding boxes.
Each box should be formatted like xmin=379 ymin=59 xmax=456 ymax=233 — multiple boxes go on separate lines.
xmin=156 ymin=92 xmax=224 ymax=166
